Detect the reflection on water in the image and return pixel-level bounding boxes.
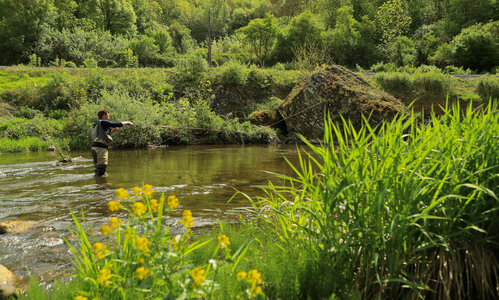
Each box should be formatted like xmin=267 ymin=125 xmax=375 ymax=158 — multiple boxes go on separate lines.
xmin=0 ymin=145 xmax=300 ymax=283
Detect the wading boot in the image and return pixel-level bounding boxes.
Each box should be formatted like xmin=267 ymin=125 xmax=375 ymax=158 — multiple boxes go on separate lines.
xmin=94 ymin=164 xmax=107 ymax=178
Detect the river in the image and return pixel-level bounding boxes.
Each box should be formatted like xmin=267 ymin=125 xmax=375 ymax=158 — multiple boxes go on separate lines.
xmin=0 ymin=144 xmax=301 ymax=285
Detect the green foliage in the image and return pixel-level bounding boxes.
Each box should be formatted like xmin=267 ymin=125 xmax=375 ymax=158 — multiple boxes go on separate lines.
xmin=273 ymin=11 xmax=324 ymax=64
xmin=388 ymin=36 xmax=416 ymax=66
xmin=373 ymin=71 xmax=412 ymax=95
xmin=476 ymin=75 xmax=499 ymax=100
xmin=220 ymin=60 xmax=250 ymax=85
xmin=35 ymin=28 xmax=128 ymax=67
xmin=238 ymin=14 xmax=280 ymax=66
xmin=64 ymin=186 xmax=264 ymax=299
xmin=449 ymin=23 xmax=498 ymax=72
xmin=174 ymin=50 xmax=209 ymax=89
xmin=209 ymin=36 xmax=251 ymax=66
xmin=376 ymin=0 xmax=412 ymax=49
xmin=0 ymin=0 xmax=56 ymax=65
xmin=253 ymin=102 xmax=499 ymax=298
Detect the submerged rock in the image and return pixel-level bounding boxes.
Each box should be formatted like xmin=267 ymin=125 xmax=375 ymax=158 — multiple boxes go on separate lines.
xmin=0 ymin=264 xmax=25 ymax=298
xmin=0 ymin=220 xmax=35 ymax=234
xmin=278 ymin=65 xmax=403 ymax=141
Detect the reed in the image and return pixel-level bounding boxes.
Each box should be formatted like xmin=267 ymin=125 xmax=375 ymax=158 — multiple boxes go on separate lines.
xmin=253 ymin=100 xmax=498 ymax=299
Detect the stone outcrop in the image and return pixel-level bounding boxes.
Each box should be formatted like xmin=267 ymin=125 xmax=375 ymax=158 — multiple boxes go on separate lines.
xmin=0 ymin=264 xmax=25 ymax=298
xmin=277 ymin=65 xmax=403 ymax=141
xmin=0 ymin=220 xmax=35 ymax=234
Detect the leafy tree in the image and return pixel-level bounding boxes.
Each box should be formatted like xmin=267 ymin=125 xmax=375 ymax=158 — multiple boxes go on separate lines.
xmin=186 ymin=0 xmax=230 ymax=42
xmin=327 ymin=6 xmax=360 ymax=66
xmin=131 ymin=0 xmax=162 ymax=33
xmin=449 ymin=23 xmax=497 ymax=71
xmin=238 ymin=13 xmax=280 ymax=66
xmin=376 ymin=0 xmax=412 ymax=49
xmin=326 ymin=6 xmax=379 ymax=67
xmin=35 ymin=27 xmax=128 ymax=66
xmin=0 ymin=0 xmax=56 ymax=65
xmin=53 ymin=0 xmax=78 ymax=30
xmin=388 ymin=35 xmax=416 ymax=66
xmin=443 ymin=0 xmax=498 ymax=37
xmin=273 ymin=11 xmax=324 ymax=63
xmin=77 ymin=0 xmax=137 ymax=36
xmin=413 ymin=25 xmax=440 ymax=65
xmin=128 ymin=35 xmax=167 ymax=66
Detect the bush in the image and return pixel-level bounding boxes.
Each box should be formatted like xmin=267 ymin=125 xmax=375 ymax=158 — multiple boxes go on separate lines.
xmin=220 ymin=60 xmax=249 ymax=86
xmin=476 ymin=75 xmax=499 ymax=100
xmin=373 ymin=71 xmax=412 ymax=95
xmin=449 ymin=24 xmax=498 ymax=72
xmin=412 ymin=70 xmax=452 ymax=98
xmin=174 ymin=50 xmax=208 ymax=90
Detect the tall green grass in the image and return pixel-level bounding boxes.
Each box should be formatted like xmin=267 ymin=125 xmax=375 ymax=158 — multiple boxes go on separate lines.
xmin=0 ymin=137 xmax=51 ymax=152
xmin=253 ymin=101 xmax=498 ymax=299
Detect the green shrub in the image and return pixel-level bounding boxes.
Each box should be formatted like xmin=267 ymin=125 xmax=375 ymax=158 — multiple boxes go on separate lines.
xmin=373 ymin=71 xmax=412 ymax=95
xmin=0 ymin=136 xmax=51 ymax=152
xmin=220 ymin=60 xmax=249 ymax=86
xmin=450 ymin=24 xmax=497 ymax=72
xmin=412 ymin=70 xmax=452 ymax=98
xmin=476 ymin=75 xmax=499 ymax=100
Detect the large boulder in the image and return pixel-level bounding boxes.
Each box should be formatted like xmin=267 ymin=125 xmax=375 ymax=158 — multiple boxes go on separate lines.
xmin=278 ymin=65 xmax=403 ymax=141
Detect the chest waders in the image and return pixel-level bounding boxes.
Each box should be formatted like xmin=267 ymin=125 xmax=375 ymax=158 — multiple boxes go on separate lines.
xmin=91 ymin=120 xmax=113 ymax=177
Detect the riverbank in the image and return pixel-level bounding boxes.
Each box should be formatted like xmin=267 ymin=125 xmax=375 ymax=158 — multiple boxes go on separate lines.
xmin=1 ymin=65 xmax=497 ymax=153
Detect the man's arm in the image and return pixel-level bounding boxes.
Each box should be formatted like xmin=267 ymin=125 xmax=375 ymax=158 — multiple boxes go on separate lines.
xmin=111 ymin=121 xmax=134 ymax=134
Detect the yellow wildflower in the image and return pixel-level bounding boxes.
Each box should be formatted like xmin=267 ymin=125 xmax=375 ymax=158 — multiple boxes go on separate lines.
xmin=167 ymin=195 xmax=179 ymax=210
xmin=248 ymin=269 xmax=262 ymax=285
xmin=137 ymin=257 xmax=144 ymax=264
xmin=251 ymin=285 xmax=263 ymax=297
xmin=236 ymin=271 xmax=247 ymax=280
xmin=143 ymin=184 xmax=155 ymax=197
xmin=135 ymin=266 xmax=151 ymax=280
xmin=133 ymin=186 xmax=143 ymax=196
xmin=100 ymin=225 xmax=112 ymax=236
xmin=98 ymin=268 xmax=112 ymax=286
xmin=135 ymin=236 xmax=151 ymax=253
xmin=217 ymin=234 xmax=230 ymax=249
xmin=108 ymin=200 xmax=122 ymax=212
xmin=115 ymin=188 xmax=129 ymax=200
xmin=132 ymin=202 xmax=146 ymax=216
xmin=74 ymin=296 xmax=88 ymax=300
xmin=190 ymin=266 xmax=206 ymax=289
xmin=180 ymin=210 xmax=194 ymax=228
xmin=150 ymin=199 xmax=159 ymax=213
xmin=109 ymin=217 xmax=123 ymax=229
xmin=93 ymin=242 xmax=107 ymax=260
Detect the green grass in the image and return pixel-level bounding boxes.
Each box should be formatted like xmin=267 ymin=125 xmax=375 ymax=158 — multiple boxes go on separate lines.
xmin=251 ymin=100 xmax=498 ymax=299
xmin=0 ymin=137 xmax=52 ymax=152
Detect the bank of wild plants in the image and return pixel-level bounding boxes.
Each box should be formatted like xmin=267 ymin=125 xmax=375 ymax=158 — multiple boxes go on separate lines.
xmin=20 ymin=101 xmax=498 ymax=299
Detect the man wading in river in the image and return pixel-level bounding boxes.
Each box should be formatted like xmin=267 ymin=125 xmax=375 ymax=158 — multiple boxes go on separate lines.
xmin=91 ymin=109 xmax=134 ymax=177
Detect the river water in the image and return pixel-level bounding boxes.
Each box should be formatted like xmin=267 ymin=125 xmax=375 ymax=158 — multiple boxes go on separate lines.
xmin=0 ymin=144 xmax=300 ymax=284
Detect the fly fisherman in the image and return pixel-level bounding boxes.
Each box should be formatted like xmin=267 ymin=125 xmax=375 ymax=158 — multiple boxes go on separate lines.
xmin=91 ymin=109 xmax=134 ymax=177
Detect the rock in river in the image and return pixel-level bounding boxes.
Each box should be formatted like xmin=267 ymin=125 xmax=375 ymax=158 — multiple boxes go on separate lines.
xmin=278 ymin=65 xmax=403 ymax=141
xmin=0 ymin=264 xmax=25 ymax=298
xmin=0 ymin=220 xmax=35 ymax=234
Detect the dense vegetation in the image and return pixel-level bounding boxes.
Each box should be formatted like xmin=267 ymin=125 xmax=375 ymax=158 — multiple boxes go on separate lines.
xmin=19 ymin=101 xmax=499 ymax=299
xmin=0 ymin=0 xmax=497 ymax=72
